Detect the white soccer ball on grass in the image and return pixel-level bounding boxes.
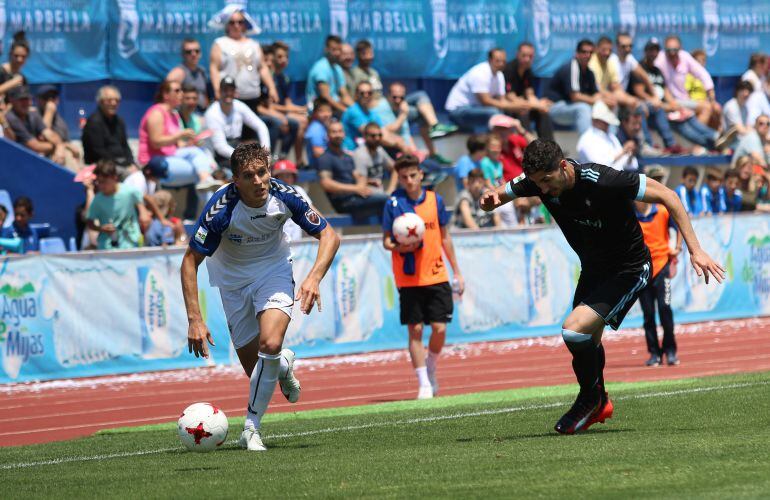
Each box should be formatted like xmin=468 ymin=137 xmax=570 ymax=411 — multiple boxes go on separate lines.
xmin=177 ymin=402 xmax=229 ymax=452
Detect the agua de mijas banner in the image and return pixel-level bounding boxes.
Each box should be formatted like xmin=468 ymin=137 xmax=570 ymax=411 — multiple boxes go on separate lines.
xmin=1 ymin=213 xmax=768 ymax=384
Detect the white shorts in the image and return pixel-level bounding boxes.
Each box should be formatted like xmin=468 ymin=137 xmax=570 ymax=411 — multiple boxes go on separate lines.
xmin=219 ymin=273 xmax=295 ymax=349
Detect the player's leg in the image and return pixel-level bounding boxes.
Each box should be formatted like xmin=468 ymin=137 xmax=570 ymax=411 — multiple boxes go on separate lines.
xmin=638 ymin=278 xmax=662 ymax=366
xmin=409 ymin=323 xmax=433 ymax=399
xmin=426 ymin=322 xmax=446 ymax=395
xmin=424 ymin=282 xmax=453 ymax=396
xmin=656 ymin=264 xmax=678 ymax=365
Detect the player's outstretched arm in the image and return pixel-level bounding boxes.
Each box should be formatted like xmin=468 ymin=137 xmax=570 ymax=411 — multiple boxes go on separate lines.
xmin=480 ymin=183 xmax=513 ymax=212
xmin=642 ymin=178 xmax=726 ymax=284
xmin=297 ymin=224 xmax=341 ymax=314
xmin=181 ymin=247 xmax=215 ymax=358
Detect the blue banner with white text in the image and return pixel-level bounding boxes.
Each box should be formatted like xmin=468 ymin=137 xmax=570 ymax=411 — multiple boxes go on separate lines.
xmin=1 ymin=213 xmax=768 ymax=384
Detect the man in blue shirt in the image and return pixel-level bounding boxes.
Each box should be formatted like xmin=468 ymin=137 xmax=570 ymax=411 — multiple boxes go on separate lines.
xmin=675 ymin=166 xmax=703 ymax=216
xmin=699 ymin=169 xmax=727 ymax=215
xmin=306 ymin=35 xmax=353 ymax=115
xmin=723 ymin=169 xmax=744 ymax=212
xmin=318 ymin=121 xmax=390 ymax=220
xmin=1 ymin=197 xmax=41 ymax=253
xmin=453 ymin=134 xmax=487 ymax=192
xmin=341 ymin=81 xmax=409 ymax=153
xmin=304 ymin=98 xmax=333 ymax=169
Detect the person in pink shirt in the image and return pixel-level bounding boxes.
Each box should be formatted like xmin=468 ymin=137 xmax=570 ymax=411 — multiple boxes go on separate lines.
xmin=654 ymin=35 xmax=721 ymax=130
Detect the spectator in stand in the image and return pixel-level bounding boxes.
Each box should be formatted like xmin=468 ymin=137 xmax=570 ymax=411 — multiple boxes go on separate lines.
xmin=340 ymin=43 xmax=357 ymax=98
xmin=454 ymin=168 xmax=500 ymax=229
xmin=732 ymin=114 xmax=770 ymax=168
xmin=675 ymin=166 xmax=703 ymax=216
xmin=611 ymin=32 xmax=654 ymax=96
xmin=502 ymin=41 xmax=554 ymax=140
xmin=546 ymin=39 xmax=613 ymax=135
xmin=36 ymin=85 xmax=81 ymax=169
xmin=5 ymin=86 xmax=67 ymax=165
xmin=453 ymin=134 xmax=487 ymax=192
xmin=480 ymin=134 xmax=503 ymax=188
xmin=634 ymin=39 xmax=722 ymax=153
xmin=271 ymin=159 xmax=314 ymax=242
xmin=349 ymin=40 xmax=383 ymax=100
xmin=445 ymin=48 xmax=520 ymax=133
xmin=318 ymin=121 xmax=390 ymax=218
xmin=699 ymin=168 xmax=726 ymax=215
xmin=733 ymin=155 xmax=762 ymax=211
xmin=0 ymin=197 xmax=40 ymax=253
xmin=655 ymin=35 xmax=721 ymax=130
xmin=304 ymin=98 xmax=332 ymax=168
xmin=87 ymin=160 xmax=149 ymax=250
xmin=723 ymin=169 xmax=744 ymax=212
xmin=0 ymin=32 xmax=29 ymax=100
xmin=686 ymin=49 xmax=723 ymax=131
xmin=577 ymin=101 xmax=636 ymax=171
xmin=209 ymin=6 xmax=277 ymax=143
xmin=144 ymin=190 xmax=186 ymax=247
xmin=722 ymin=81 xmax=754 ymax=138
xmin=255 ymin=83 xmax=298 ymax=160
xmin=82 ymin=85 xmax=135 ymax=176
xmin=271 ymin=41 xmax=309 ymax=165
xmin=0 ymin=100 xmax=15 ymax=140
xmin=742 ymin=53 xmax=769 ymax=99
xmin=138 ymin=80 xmax=216 ymax=189
xmin=616 ymin=106 xmax=647 ymax=170
xmin=122 ymin=158 xmax=173 ymax=226
xmin=178 ymin=85 xmax=206 ymax=135
xmin=352 ymin=122 xmax=396 ymax=194
xmin=488 ymin=114 xmax=535 ymax=181
xmin=589 ymin=36 xmax=639 ymax=109
xmin=166 ymin=38 xmax=209 ymax=110
xmin=307 ymin=35 xmax=353 ymax=115
xmin=204 ymin=76 xmax=271 ymax=170
xmin=342 ymin=81 xmax=407 ymax=152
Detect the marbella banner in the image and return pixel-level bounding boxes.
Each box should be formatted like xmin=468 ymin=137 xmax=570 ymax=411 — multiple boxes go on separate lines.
xmin=4 ymin=0 xmax=770 ymax=83
xmin=1 ymin=213 xmax=768 ymax=384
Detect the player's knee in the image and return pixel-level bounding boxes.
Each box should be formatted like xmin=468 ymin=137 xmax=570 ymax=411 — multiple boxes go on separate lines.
xmin=431 ymin=323 xmax=447 ymax=336
xmin=408 ymin=324 xmax=424 ymax=340
xmin=561 ymin=328 xmax=594 ymax=354
xmin=258 ymin=337 xmax=282 ymax=355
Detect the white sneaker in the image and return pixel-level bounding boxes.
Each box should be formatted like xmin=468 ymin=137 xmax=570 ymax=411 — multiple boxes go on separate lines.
xmin=239 ymin=426 xmax=267 ymax=452
xmin=427 ymin=367 xmax=439 ymax=397
xmin=279 ymin=349 xmax=301 ymax=403
xmin=417 ymin=385 xmax=433 ymax=400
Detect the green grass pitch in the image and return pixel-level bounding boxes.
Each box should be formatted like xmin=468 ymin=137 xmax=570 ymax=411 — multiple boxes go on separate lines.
xmin=2 ymin=372 xmax=769 ymax=499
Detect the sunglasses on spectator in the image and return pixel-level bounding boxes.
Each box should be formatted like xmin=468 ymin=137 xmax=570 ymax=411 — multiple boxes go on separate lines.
xmin=619 ymin=44 xmax=632 ymax=49
xmin=665 ymin=48 xmax=679 ymax=54
xmin=758 ymin=120 xmax=770 ymax=126
xmin=228 ymin=19 xmax=246 ymax=26
xmin=366 ymin=133 xmax=382 ymax=138
xmin=184 ymin=49 xmax=201 ymax=55
xmin=358 ymin=91 xmax=373 ymax=96
xmin=391 ymin=95 xmax=405 ymax=101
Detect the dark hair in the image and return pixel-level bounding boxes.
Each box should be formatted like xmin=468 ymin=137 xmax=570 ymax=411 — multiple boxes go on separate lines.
xmin=13 ymin=196 xmax=32 ymax=214
xmin=230 ymin=143 xmax=271 ymax=176
xmin=325 ymin=35 xmax=342 ymax=47
xmin=522 ymin=139 xmax=564 ymax=175
xmin=705 ymin=170 xmax=722 ymax=182
xmin=272 ymin=40 xmax=289 ymax=53
xmin=181 ymin=38 xmax=199 ymax=50
xmin=467 ymin=168 xmax=485 ymax=181
xmin=154 ymin=80 xmax=178 ymax=103
xmin=0 ymin=204 xmax=7 ymax=217
xmin=487 ymin=47 xmax=505 ymax=60
xmin=312 ymin=97 xmax=332 ymax=112
xmin=355 ymin=39 xmax=372 ymax=55
xmin=181 ymin=84 xmax=198 ymax=94
xmin=394 ymin=154 xmax=420 ymax=171
xmin=262 ymin=43 xmax=275 ymax=57
xmin=517 ymin=41 xmax=534 ymax=51
xmin=682 ymin=166 xmax=699 ymax=179
xmin=94 ymin=160 xmax=118 ymax=178
xmin=363 ymin=122 xmax=381 ymax=135
xmin=619 ymin=105 xmax=643 ymax=122
xmin=735 ymin=80 xmax=754 ymax=95
xmin=576 ymin=39 xmax=594 ymax=52
xmin=690 ymin=48 xmax=705 ymax=60
xmin=724 ymin=169 xmax=740 ymax=181
xmin=749 ymin=52 xmax=767 ymax=69
xmin=597 ymin=36 xmax=613 ymax=46
xmin=10 ymin=32 xmax=29 ymax=57
xmin=466 ymin=134 xmax=488 ymax=155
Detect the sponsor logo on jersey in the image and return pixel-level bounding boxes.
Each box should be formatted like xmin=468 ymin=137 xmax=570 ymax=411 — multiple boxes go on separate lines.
xmin=250 ymin=213 xmax=267 ymax=220
xmin=194 ymin=226 xmax=208 ymax=244
xmin=228 ymin=233 xmax=244 ymax=245
xmin=512 ymin=173 xmax=527 ymax=185
xmin=305 ymin=209 xmax=321 ymax=225
xmin=576 ymin=218 xmax=602 ymax=229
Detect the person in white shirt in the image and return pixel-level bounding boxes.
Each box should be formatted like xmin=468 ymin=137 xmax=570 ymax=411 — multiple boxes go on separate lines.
xmin=122 ymin=157 xmax=171 ymax=227
xmin=610 ymin=33 xmax=654 ymax=93
xmin=182 ymin=143 xmax=340 ymax=452
xmin=741 ymin=53 xmax=768 ymax=99
xmin=204 ymin=76 xmax=271 ymax=169
xmin=445 ymin=48 xmax=517 ymax=132
xmin=577 ymin=101 xmax=635 ymax=171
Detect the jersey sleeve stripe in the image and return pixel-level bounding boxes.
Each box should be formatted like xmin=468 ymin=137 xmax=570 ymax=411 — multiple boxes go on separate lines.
xmin=505 ymin=181 xmax=517 ymax=199
xmin=635 ymin=173 xmax=647 ymax=201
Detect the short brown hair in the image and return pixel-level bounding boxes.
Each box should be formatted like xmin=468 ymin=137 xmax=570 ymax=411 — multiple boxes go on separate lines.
xmin=394 ymin=154 xmax=420 ymax=171
xmin=467 ymin=168 xmax=485 ymax=181
xmin=272 ymin=40 xmax=289 ymax=54
xmin=230 ymin=143 xmax=271 ymax=176
xmin=94 ymin=159 xmax=117 ymax=178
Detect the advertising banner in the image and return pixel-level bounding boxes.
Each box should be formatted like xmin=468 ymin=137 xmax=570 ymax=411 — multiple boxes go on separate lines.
xmin=1 ymin=213 xmax=767 ymax=384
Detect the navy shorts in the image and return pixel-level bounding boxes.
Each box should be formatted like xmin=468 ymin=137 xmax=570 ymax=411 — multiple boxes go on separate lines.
xmin=573 ymin=261 xmax=652 ymax=330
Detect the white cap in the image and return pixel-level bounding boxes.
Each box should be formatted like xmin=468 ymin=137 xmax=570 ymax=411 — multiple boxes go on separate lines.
xmin=591 ymin=101 xmax=620 ymax=126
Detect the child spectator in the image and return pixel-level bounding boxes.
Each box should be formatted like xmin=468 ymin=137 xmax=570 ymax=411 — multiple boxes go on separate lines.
xmin=304 ymin=98 xmax=333 ymax=168
xmin=0 ymin=197 xmax=41 ymax=253
xmin=144 ymin=191 xmax=185 ymax=247
xmin=723 ymin=169 xmax=744 ymax=212
xmin=699 ymin=168 xmax=726 ymax=215
xmin=454 ymin=168 xmax=500 ymax=229
xmin=675 ymin=166 xmax=702 ymax=215
xmin=87 ymin=160 xmax=150 ymax=250
xmin=453 ymin=134 xmax=487 ymax=192
xmin=480 ymin=134 xmax=503 ymax=188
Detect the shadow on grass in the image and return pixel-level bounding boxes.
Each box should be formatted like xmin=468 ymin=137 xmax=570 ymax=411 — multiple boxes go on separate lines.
xmin=456 ymin=428 xmax=634 ymax=442
xmin=174 ymin=466 xmax=221 ymax=472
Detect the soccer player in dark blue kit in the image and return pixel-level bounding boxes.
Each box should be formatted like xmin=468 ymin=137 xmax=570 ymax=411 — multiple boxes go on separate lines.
xmin=481 ymin=140 xmax=725 ymax=434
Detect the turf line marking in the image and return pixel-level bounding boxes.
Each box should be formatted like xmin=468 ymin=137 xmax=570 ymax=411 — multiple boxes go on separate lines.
xmin=1 ymin=380 xmax=766 ymax=470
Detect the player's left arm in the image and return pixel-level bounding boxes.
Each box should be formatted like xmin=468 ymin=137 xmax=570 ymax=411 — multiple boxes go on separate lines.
xmin=641 ymin=177 xmax=725 ymax=284
xmin=298 ymin=224 xmax=340 ymax=314
xmin=440 ymin=225 xmax=464 ymax=295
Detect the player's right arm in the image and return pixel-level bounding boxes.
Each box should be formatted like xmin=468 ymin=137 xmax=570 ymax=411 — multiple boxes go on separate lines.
xmin=181 ymin=247 xmax=215 ymax=358
xmin=480 ymin=173 xmax=539 ymax=212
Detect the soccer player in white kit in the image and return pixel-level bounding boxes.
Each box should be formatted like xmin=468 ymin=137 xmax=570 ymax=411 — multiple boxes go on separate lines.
xmin=181 ymin=144 xmax=340 ymax=451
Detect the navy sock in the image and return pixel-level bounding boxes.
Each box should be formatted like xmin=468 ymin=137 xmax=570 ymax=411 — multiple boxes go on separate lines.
xmin=562 ymin=329 xmax=601 ymax=398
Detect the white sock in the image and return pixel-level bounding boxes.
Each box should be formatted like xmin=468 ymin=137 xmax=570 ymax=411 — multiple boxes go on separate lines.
xmin=245 ymin=352 xmax=281 ymax=430
xmin=279 ymin=352 xmax=289 ymax=379
xmin=415 ymin=366 xmax=430 ymax=387
xmin=426 ymin=351 xmax=439 ymax=375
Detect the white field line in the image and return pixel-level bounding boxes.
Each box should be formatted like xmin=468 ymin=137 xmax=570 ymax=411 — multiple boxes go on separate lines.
xmin=1 ymin=379 xmax=766 ymax=471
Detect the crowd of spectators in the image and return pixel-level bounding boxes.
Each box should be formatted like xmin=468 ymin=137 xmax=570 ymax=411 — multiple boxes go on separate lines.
xmin=1 ymin=7 xmax=770 ymax=255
